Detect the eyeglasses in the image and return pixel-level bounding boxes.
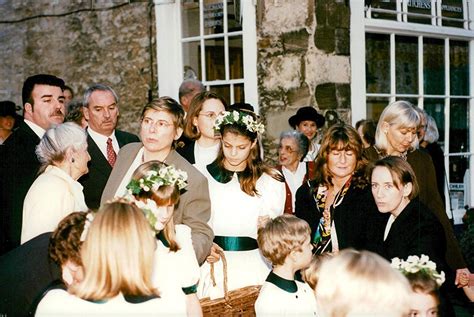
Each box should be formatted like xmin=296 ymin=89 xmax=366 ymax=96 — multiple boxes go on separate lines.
xmin=198 ymin=112 xmax=222 ymax=120
xmin=278 ymin=145 xmax=298 ymax=154
xmin=141 ymin=117 xmax=174 ymax=129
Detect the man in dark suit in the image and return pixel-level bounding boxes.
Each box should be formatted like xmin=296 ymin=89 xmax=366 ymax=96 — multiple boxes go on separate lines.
xmin=79 ymin=84 xmax=139 ymax=209
xmin=0 ymin=74 xmax=65 ymax=254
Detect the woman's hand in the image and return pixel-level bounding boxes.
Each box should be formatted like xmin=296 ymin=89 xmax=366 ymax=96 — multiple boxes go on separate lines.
xmin=455 ymin=268 xmax=471 ymax=288
xmin=206 ymin=243 xmax=223 ymax=264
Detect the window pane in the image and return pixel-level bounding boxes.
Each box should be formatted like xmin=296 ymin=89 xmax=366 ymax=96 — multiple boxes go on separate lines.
xmin=204 ymin=0 xmax=224 ymax=35
xmin=424 ymin=98 xmax=445 ymax=145
xmin=366 ymin=97 xmax=389 ymax=120
xmin=366 ymin=33 xmax=390 ymax=94
xmin=449 ymin=99 xmax=469 ymax=153
xmin=229 ymin=36 xmax=243 ymax=80
xmin=205 ymin=38 xmax=225 ymax=81
xmin=227 ymin=0 xmax=242 ymax=32
xmin=396 ymin=35 xmax=418 ymax=95
xmin=234 ymin=83 xmax=244 ymax=104
xmin=210 ymin=85 xmax=230 ymax=103
xmin=182 ymin=41 xmax=202 ymax=80
xmin=181 ymin=0 xmax=200 ymax=38
xmin=369 ymin=0 xmax=397 ymax=21
xmin=407 ymin=1 xmax=432 ymax=25
xmin=450 ymin=40 xmax=469 ymax=96
xmin=449 ymin=156 xmax=468 ymax=184
xmin=442 ymin=0 xmax=464 ymax=28
xmin=424 ymin=38 xmax=445 ymax=95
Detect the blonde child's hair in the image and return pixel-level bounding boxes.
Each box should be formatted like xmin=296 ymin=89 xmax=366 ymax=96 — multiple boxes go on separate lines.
xmin=71 ymin=200 xmax=158 ymax=301
xmin=301 ymin=253 xmax=333 ymax=290
xmin=131 ymin=161 xmax=180 ymax=251
xmin=316 ymin=249 xmax=411 ymax=317
xmin=257 ymin=214 xmax=311 ymax=266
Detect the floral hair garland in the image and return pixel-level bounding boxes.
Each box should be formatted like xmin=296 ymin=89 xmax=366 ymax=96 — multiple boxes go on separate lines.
xmin=213 ymin=110 xmax=265 ymax=135
xmin=126 ymin=164 xmax=188 ymax=196
xmin=125 ymin=164 xmax=187 ymax=232
xmin=391 ymin=255 xmax=446 ymax=287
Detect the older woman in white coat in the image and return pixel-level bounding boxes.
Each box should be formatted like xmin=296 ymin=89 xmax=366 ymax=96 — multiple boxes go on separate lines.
xmin=21 ymin=122 xmax=90 ymax=244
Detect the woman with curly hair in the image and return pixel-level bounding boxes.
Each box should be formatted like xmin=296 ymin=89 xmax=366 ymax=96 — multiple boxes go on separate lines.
xmin=295 ymin=124 xmax=376 ymax=254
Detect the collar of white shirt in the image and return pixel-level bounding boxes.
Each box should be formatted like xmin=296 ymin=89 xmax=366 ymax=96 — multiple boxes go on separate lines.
xmin=24 ymin=119 xmax=46 ymax=139
xmin=87 ymin=127 xmax=118 ymax=158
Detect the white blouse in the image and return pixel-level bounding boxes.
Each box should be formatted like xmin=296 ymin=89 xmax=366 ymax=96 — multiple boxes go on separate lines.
xmin=193 ymin=141 xmax=220 ymax=174
xmin=21 ymin=165 xmax=88 ymax=244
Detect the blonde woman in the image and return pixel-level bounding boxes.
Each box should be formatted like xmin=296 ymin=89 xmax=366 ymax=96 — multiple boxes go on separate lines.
xmin=316 ymin=249 xmax=412 ymax=317
xmin=36 ymin=200 xmax=186 ymax=315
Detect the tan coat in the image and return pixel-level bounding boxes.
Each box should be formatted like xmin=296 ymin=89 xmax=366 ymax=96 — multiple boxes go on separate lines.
xmin=101 ymin=142 xmax=213 ymax=264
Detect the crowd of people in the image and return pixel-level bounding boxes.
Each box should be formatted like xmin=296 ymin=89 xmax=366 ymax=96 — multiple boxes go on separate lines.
xmin=0 ymin=73 xmax=473 ymax=316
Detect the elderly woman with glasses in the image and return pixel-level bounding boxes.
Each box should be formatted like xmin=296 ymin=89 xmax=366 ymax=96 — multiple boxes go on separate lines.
xmin=177 ymin=91 xmax=227 ymax=174
xmin=276 ymin=130 xmax=316 ymax=214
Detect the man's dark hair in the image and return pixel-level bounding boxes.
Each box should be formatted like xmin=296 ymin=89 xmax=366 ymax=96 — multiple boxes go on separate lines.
xmin=22 ymin=74 xmax=65 ymax=107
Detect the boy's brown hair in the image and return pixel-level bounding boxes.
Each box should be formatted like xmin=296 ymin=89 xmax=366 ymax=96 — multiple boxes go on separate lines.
xmin=257 ymin=214 xmax=311 ymax=266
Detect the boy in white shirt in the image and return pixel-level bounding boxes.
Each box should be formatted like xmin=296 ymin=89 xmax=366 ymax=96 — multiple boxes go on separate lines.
xmin=255 ymin=214 xmax=317 ymax=316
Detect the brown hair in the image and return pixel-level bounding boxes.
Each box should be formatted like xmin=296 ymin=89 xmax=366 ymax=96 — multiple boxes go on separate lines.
xmin=368 ymin=156 xmax=420 ymax=200
xmin=49 ymin=211 xmax=90 ymax=267
xmin=141 ymin=96 xmax=185 ymax=129
xmin=184 ymin=91 xmax=227 ymax=140
xmin=405 ymin=272 xmax=440 ymax=305
xmin=257 ymin=214 xmax=311 ymax=266
xmin=215 ymin=110 xmax=283 ymax=196
xmin=131 ymin=161 xmax=180 ymax=252
xmin=313 ymin=124 xmax=368 ymax=188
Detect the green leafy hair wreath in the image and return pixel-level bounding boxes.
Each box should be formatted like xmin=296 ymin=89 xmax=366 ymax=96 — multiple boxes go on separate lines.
xmin=126 ymin=164 xmax=188 ymax=196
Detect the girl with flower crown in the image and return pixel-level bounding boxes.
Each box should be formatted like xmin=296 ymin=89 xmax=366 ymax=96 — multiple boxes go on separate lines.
xmin=392 ymin=255 xmax=448 ymax=317
xmin=126 ymin=160 xmax=202 ymax=317
xmin=197 ymin=109 xmax=285 ymax=298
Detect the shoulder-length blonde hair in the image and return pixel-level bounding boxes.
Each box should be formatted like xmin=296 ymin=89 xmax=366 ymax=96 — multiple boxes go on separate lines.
xmin=70 ymin=200 xmax=158 ymax=301
xmin=184 ymin=91 xmax=227 ymax=140
xmin=316 ymin=249 xmax=411 ymax=317
xmin=375 ymin=100 xmax=420 ymax=154
xmin=131 ymin=161 xmax=180 ymax=252
xmin=313 ymin=124 xmax=367 ymax=188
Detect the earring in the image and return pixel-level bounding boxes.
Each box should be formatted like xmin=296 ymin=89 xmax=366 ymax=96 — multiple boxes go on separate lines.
xmin=71 ymin=158 xmax=75 ymax=163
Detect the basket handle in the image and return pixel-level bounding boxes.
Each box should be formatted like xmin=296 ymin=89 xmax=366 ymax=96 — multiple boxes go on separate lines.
xmin=209 ymin=249 xmax=230 ymax=301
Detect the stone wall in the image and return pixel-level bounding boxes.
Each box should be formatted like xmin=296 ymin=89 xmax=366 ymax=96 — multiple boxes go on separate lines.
xmin=0 ymin=0 xmax=156 ymax=134
xmin=256 ymin=0 xmax=351 ymax=162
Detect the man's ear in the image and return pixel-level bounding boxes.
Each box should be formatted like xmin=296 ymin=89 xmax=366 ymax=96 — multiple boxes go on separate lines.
xmin=174 ymin=127 xmax=183 ymax=140
xmin=24 ymin=103 xmax=33 ymax=116
xmin=83 ymin=107 xmax=90 ymax=121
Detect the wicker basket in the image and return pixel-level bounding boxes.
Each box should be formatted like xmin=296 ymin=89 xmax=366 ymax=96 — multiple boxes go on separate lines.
xmin=200 ymin=249 xmax=261 ymax=316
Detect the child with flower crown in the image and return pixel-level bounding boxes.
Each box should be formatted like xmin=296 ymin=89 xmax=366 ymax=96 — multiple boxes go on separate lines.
xmin=392 ymin=255 xmax=447 ymax=317
xmin=197 ymin=109 xmax=286 ymax=298
xmin=126 ymin=160 xmax=202 ymax=317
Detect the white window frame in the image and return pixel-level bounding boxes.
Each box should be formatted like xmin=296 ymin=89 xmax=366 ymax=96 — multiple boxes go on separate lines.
xmin=350 ymin=0 xmax=474 ymax=217
xmin=154 ymin=0 xmax=259 ymax=111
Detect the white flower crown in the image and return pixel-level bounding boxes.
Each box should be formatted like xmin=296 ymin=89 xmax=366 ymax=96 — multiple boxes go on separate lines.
xmin=391 ymin=254 xmax=446 ymax=287
xmin=213 ymin=110 xmax=265 ymax=135
xmin=129 ymin=197 xmax=163 ymax=232
xmin=126 ymin=164 xmax=188 ymax=196
xmin=80 ymin=212 xmax=95 ymax=242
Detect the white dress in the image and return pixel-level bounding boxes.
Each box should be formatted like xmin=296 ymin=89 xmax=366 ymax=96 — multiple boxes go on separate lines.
xmin=21 ymin=165 xmax=88 ymax=244
xmin=255 ymin=272 xmax=318 ymax=316
xmin=152 ymin=224 xmax=200 ymax=296
xmin=198 ymin=163 xmax=285 ymax=298
xmin=35 ymin=289 xmax=186 ymax=316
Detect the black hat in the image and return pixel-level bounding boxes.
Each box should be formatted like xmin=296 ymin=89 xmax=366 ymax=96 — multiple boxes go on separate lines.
xmin=0 ymin=101 xmax=19 ymax=118
xmin=288 ymin=106 xmax=325 ymax=128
